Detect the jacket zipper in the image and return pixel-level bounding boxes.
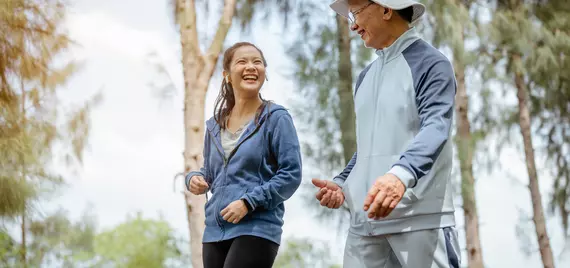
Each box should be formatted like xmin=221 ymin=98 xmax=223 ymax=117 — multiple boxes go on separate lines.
xmin=207 ymin=128 xmax=225 ymax=231
xmin=206 ymin=120 xmax=264 ymax=240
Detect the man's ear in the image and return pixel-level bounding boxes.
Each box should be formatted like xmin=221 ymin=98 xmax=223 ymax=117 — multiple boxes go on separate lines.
xmin=383 ymin=7 xmax=393 ymax=20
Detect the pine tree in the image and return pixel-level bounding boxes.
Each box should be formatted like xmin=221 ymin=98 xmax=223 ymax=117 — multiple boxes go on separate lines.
xmin=527 ymin=0 xmax=570 ymax=238
xmin=285 ymin=0 xmax=372 ymax=226
xmin=1 ymin=0 xmax=99 ymax=266
xmin=486 ymin=1 xmax=556 ymax=266
xmin=423 ymin=1 xmax=486 ymax=266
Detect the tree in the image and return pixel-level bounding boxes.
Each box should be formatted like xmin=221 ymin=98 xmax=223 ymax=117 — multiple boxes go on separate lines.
xmin=487 ymin=1 xmax=555 ymax=267
xmin=170 ymin=1 xmax=292 ymax=266
xmin=528 ymin=0 xmax=570 ymax=238
xmin=93 ymin=212 xmax=184 ymax=268
xmin=0 ymin=0 xmax=100 ymax=266
xmin=423 ymin=1 xmax=486 ymax=267
xmin=1 ymin=209 xmax=186 ymax=267
xmin=285 ymin=0 xmax=372 ymax=227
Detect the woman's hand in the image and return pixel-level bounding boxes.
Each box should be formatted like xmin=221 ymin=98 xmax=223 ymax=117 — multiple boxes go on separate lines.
xmin=221 ymin=200 xmax=248 ymax=224
xmin=189 ymin=176 xmax=209 ymax=195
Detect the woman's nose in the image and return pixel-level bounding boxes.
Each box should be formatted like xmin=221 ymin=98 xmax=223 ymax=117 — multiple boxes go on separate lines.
xmin=245 ymin=62 xmax=255 ymax=70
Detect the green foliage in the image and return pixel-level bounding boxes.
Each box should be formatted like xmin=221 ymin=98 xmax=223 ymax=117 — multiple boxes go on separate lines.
xmin=0 ymin=229 xmax=19 ymax=267
xmin=0 ymin=208 xmax=96 ymax=267
xmin=286 ymin=0 xmax=371 ymax=175
xmin=26 ymin=208 xmax=97 ymax=267
xmin=0 ymin=209 xmax=186 ymax=267
xmin=527 ymin=0 xmax=570 ymax=235
xmin=285 ymin=0 xmax=372 ymax=228
xmin=93 ymin=212 xmax=183 ymax=268
xmin=274 ymin=237 xmax=341 ymax=268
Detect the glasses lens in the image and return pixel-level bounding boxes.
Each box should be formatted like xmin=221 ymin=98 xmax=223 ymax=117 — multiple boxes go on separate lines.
xmin=348 ymin=13 xmax=355 ymax=23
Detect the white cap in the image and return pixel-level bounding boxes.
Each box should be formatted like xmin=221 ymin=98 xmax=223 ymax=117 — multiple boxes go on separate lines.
xmin=330 ymin=0 xmax=426 ymax=25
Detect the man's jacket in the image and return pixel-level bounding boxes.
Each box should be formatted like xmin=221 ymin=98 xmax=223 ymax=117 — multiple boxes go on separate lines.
xmin=334 ymin=27 xmax=457 ymax=236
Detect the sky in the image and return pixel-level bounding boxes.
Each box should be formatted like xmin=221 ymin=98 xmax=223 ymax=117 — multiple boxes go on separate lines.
xmin=42 ymin=0 xmax=570 ymax=267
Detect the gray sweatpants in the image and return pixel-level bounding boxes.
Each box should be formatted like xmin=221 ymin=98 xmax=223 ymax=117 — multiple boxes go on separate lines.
xmin=343 ymin=227 xmax=461 ymax=268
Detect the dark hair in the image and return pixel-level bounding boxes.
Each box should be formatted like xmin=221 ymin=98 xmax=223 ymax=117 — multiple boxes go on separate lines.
xmin=213 ymin=42 xmax=270 ymax=129
xmin=396 ymin=6 xmax=414 ymax=23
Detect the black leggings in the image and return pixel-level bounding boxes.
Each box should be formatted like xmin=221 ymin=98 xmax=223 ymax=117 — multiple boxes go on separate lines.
xmin=202 ymin=235 xmax=279 ymax=268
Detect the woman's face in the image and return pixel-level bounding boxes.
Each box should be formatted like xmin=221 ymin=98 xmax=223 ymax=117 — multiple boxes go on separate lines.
xmin=225 ymin=45 xmax=266 ymax=97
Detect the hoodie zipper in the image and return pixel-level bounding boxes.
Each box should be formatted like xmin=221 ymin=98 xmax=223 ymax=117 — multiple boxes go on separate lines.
xmin=207 ymin=128 xmax=225 ymax=231
xmin=206 ymin=119 xmax=264 ymax=240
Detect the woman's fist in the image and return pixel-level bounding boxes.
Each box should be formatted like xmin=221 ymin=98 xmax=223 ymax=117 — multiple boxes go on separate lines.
xmin=189 ymin=176 xmax=208 ymax=195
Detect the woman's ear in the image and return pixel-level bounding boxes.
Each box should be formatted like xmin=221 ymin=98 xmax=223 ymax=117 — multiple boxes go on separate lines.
xmin=222 ymin=71 xmax=230 ymax=83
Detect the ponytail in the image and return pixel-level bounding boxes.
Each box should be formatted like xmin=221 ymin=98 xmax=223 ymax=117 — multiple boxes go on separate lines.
xmin=213 ymin=78 xmax=235 ymax=129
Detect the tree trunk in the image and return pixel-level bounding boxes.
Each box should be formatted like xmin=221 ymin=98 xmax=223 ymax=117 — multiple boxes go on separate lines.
xmin=453 ymin=57 xmax=484 ymax=268
xmin=20 ymin=78 xmax=27 ymax=268
xmin=335 ymin=14 xmax=356 ymax=165
xmin=177 ymin=1 xmax=237 ymax=267
xmin=20 ymin=212 xmax=26 ymax=267
xmin=512 ymin=54 xmax=555 ymax=268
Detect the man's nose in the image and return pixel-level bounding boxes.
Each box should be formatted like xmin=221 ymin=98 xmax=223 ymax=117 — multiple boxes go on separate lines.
xmin=350 ymin=23 xmax=358 ymax=32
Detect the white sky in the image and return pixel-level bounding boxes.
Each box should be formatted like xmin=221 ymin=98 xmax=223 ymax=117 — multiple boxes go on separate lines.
xmin=44 ymin=0 xmax=570 ymax=267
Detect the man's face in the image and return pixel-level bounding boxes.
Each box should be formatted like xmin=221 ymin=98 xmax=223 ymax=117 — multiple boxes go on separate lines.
xmin=347 ymin=0 xmax=391 ymax=49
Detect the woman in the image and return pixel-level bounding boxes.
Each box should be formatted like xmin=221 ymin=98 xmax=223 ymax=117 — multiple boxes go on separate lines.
xmin=185 ymin=42 xmax=303 ymax=268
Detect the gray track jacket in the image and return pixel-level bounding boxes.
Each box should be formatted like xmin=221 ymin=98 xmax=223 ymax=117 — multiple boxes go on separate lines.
xmin=333 ymin=27 xmax=457 ymax=236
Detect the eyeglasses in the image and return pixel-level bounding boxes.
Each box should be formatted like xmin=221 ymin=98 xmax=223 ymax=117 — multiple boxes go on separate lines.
xmin=348 ymin=1 xmax=375 ymax=24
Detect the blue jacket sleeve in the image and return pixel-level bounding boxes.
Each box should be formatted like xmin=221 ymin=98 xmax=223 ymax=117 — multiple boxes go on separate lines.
xmin=389 ymin=60 xmax=456 ymax=188
xmin=185 ymin=130 xmax=212 ymax=190
xmin=241 ymin=112 xmax=303 ymax=211
xmin=332 ymin=152 xmax=357 ymax=188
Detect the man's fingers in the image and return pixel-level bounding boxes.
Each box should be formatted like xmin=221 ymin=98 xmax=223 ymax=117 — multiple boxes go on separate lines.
xmin=383 ymin=199 xmax=400 ymax=218
xmin=328 ymin=191 xmax=342 ymax=208
xmin=334 ymin=191 xmax=344 ymax=208
xmin=377 ymin=195 xmax=393 ymax=218
xmin=316 ymin=188 xmax=327 ymax=201
xmin=363 ymin=185 xmax=380 ymax=211
xmin=312 ymin=178 xmax=325 ymax=188
xmin=320 ymin=191 xmax=332 ymax=206
xmin=312 ymin=178 xmax=339 ymax=191
xmin=326 ymin=194 xmax=337 ymax=208
xmin=367 ymin=191 xmax=386 ymax=219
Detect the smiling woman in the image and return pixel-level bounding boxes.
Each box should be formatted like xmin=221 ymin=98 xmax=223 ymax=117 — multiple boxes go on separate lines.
xmin=184 ymin=42 xmax=303 ymax=268
xmin=213 ymin=42 xmax=268 ymax=131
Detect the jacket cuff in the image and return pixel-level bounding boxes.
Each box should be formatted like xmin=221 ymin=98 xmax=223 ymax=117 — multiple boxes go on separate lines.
xmin=387 ymin=165 xmax=416 ymax=188
xmin=185 ymin=171 xmax=202 ymax=190
xmin=241 ymin=194 xmax=256 ymax=213
xmin=332 ymin=177 xmax=345 ymax=189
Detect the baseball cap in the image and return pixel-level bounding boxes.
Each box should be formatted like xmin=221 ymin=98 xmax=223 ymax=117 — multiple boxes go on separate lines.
xmin=330 ymin=0 xmax=426 ymax=25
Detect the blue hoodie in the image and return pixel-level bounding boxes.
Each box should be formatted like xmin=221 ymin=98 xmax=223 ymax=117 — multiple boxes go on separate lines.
xmin=185 ymin=103 xmax=302 ymax=245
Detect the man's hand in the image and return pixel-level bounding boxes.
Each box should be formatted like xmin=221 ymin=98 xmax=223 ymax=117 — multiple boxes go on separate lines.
xmin=363 ymin=173 xmax=406 ymax=219
xmin=189 ymin=176 xmax=208 ymax=195
xmin=312 ymin=178 xmax=345 ymax=209
xmin=221 ymin=200 xmax=248 ymax=224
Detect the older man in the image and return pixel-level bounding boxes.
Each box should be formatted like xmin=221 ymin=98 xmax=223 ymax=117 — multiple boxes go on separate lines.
xmin=311 ymin=0 xmax=461 ymax=267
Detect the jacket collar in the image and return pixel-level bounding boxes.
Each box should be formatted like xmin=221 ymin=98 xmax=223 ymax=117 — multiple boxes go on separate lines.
xmin=375 ymin=27 xmax=420 ymax=63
